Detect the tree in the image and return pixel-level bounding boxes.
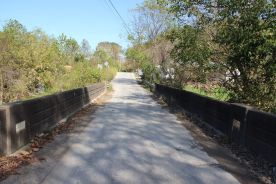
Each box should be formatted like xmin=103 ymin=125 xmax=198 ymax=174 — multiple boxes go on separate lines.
xmin=215 ymin=0 xmax=276 ymax=110
xmin=0 ymin=19 xmax=119 ymax=104
xmin=129 ymin=0 xmax=175 ymax=44
xmin=80 ymin=39 xmax=92 ymax=59
xmin=166 ymin=25 xmax=213 ymax=86
xmin=126 ymin=43 xmax=160 ymax=83
xmin=159 ymin=0 xmax=276 ymax=112
xmin=91 ymin=42 xmax=123 ymax=71
xmin=57 ymin=33 xmax=80 ymax=63
xmin=127 ymin=0 xmax=176 ymax=84
xmin=0 ymin=20 xmax=65 ymax=103
xmin=96 ymin=42 xmax=122 ymax=61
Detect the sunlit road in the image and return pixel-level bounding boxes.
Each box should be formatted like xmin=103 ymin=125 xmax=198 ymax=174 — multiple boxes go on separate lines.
xmin=2 ymin=72 xmax=240 ymax=184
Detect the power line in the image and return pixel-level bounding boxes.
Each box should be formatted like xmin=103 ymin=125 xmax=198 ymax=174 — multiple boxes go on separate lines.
xmin=103 ymin=0 xmax=119 ymax=20
xmin=106 ymin=0 xmax=130 ymax=33
xmin=105 ymin=0 xmax=131 ymax=35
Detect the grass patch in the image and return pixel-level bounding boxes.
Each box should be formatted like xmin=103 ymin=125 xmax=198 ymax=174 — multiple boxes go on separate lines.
xmin=184 ymin=85 xmax=230 ymax=101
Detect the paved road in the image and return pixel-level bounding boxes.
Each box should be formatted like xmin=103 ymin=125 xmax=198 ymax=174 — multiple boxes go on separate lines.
xmin=3 ymin=72 xmax=240 ymax=184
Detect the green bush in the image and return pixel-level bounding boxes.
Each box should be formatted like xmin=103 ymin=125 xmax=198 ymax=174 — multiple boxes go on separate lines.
xmin=0 ymin=20 xmax=119 ymax=104
xmin=184 ymin=85 xmax=230 ymax=102
xmin=102 ymin=67 xmax=118 ymax=81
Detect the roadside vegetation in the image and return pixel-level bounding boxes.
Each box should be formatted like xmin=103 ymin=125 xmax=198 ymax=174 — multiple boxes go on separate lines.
xmin=0 ymin=20 xmax=121 ymax=104
xmin=125 ymin=0 xmax=276 ymax=113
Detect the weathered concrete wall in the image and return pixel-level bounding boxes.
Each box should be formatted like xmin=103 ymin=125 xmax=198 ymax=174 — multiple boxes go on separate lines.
xmin=246 ymin=110 xmax=276 ymax=163
xmin=155 ymin=83 xmax=276 ymax=164
xmin=0 ymin=83 xmax=105 ymax=155
xmin=0 ymin=107 xmax=8 ymax=154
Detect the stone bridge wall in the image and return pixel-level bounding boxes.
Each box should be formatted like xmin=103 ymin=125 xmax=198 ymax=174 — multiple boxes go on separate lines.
xmin=0 ymin=83 xmax=105 ymax=155
xmin=155 ymin=83 xmax=276 ymax=164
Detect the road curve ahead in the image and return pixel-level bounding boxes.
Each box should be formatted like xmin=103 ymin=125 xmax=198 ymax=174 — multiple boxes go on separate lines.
xmin=3 ymin=72 xmax=240 ymax=184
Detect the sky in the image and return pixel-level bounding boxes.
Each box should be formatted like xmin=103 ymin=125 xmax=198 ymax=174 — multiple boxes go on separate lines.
xmin=0 ymin=0 xmax=144 ymax=50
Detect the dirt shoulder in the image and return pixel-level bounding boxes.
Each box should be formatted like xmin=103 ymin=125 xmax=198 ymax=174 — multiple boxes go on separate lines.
xmin=150 ymin=94 xmax=273 ymax=184
xmin=0 ymin=90 xmax=113 ymax=181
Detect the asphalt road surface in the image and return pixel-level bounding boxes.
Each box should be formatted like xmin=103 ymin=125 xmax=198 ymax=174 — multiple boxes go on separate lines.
xmin=3 ymin=72 xmax=240 ymax=184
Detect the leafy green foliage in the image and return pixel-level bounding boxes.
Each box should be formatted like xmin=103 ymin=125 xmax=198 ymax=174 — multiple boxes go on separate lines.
xmin=125 ymin=45 xmax=157 ymax=82
xmin=127 ymin=0 xmax=176 ymax=85
xmin=159 ymin=0 xmax=276 ymax=112
xmin=167 ymin=25 xmax=213 ymax=84
xmin=92 ymin=42 xmax=123 ymax=70
xmin=184 ymin=84 xmax=230 ymax=101
xmin=0 ymin=20 xmax=119 ymax=104
xmin=215 ymin=0 xmax=276 ymax=111
xmin=130 ymin=0 xmax=175 ymax=44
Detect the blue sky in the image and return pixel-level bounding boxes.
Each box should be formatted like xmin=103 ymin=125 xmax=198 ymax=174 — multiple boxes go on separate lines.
xmin=0 ymin=0 xmax=144 ymax=50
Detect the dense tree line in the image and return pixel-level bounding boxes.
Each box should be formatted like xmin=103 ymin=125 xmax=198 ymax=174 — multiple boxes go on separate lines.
xmin=125 ymin=0 xmax=275 ymax=112
xmin=0 ymin=20 xmax=120 ymax=104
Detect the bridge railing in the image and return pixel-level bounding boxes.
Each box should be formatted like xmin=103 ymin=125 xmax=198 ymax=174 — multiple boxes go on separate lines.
xmin=0 ymin=83 xmax=106 ymax=155
xmin=155 ymin=83 xmax=276 ymax=164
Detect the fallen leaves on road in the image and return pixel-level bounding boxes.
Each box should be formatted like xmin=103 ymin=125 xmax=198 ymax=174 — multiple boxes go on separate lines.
xmin=0 ymin=153 xmax=32 ymax=180
xmin=0 ymin=91 xmax=112 ymax=181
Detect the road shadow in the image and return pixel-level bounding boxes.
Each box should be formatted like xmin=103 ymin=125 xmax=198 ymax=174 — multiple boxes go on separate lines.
xmin=5 ymin=92 xmax=243 ymax=184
